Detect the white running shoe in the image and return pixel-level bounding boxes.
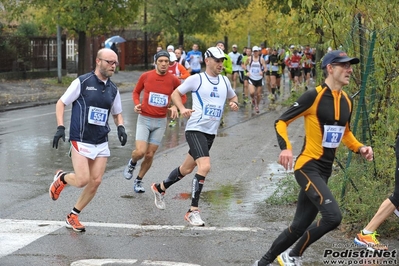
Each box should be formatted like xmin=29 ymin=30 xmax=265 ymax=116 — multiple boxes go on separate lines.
xmin=151 ymin=183 xmax=165 ymax=210
xmin=123 ymin=159 xmax=135 ymax=180
xmin=184 ymin=210 xmax=205 ymax=226
xmin=277 ymin=248 xmax=302 ymax=266
xmin=133 ymin=179 xmax=145 ymax=193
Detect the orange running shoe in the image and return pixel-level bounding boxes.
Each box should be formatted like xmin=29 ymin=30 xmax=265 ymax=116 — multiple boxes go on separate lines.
xmin=49 ymin=170 xmax=66 ymax=201
xmin=354 ymin=231 xmax=388 ymax=251
xmin=66 ymin=213 xmax=86 ymax=232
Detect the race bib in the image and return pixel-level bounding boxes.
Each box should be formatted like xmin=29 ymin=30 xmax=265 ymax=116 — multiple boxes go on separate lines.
xmin=322 ymin=125 xmax=345 ymax=148
xmin=191 ymin=57 xmax=200 ymax=69
xmin=88 ymin=106 xmax=108 ymax=126
xmin=204 ymin=104 xmax=222 ymax=120
xmin=148 ymin=92 xmax=168 ymax=107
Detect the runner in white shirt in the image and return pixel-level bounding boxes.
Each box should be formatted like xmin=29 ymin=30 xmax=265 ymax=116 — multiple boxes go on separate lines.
xmin=150 ymin=47 xmax=239 ymax=226
xmin=228 ymin=44 xmax=244 ymax=91
xmin=245 ymin=46 xmax=267 ymax=113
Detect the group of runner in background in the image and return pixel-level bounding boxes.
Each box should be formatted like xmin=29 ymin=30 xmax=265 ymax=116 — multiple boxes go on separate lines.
xmin=156 ymin=43 xmax=317 ymax=113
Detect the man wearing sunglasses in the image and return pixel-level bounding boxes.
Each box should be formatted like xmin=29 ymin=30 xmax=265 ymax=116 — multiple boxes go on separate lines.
xmin=151 ymin=47 xmax=239 ymax=226
xmin=253 ymin=50 xmax=374 ymax=266
xmin=50 ymin=48 xmax=127 ymax=232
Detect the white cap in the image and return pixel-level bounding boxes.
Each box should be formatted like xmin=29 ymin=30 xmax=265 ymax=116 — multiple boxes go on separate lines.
xmin=232 ymin=44 xmax=238 ymax=48
xmin=252 ymin=46 xmax=259 ymax=51
xmin=167 ymin=45 xmax=174 ymax=51
xmin=169 ymin=52 xmax=177 ymax=62
xmin=290 ymin=45 xmax=295 ymax=49
xmin=205 ymin=47 xmax=226 ymax=59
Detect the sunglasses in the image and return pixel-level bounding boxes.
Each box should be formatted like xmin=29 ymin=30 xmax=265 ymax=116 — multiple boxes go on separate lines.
xmin=331 ymin=62 xmax=351 ymax=69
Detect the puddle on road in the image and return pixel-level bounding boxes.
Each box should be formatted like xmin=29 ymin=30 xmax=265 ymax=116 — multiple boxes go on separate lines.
xmin=203 ymin=162 xmax=293 ymax=220
xmin=168 ymin=162 xmax=294 ymax=221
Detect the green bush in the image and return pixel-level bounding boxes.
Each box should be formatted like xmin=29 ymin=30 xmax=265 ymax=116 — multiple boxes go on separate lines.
xmin=15 ymin=22 xmax=39 ymax=37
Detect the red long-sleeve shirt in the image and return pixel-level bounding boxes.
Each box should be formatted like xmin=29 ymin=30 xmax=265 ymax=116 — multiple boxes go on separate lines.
xmin=133 ymin=70 xmax=183 ymax=118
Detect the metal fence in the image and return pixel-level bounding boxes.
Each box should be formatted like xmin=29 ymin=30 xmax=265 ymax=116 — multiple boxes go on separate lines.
xmin=0 ymin=35 xmax=67 ymax=73
xmin=335 ymin=15 xmax=399 ymax=201
xmin=0 ymin=34 xmax=160 ymax=76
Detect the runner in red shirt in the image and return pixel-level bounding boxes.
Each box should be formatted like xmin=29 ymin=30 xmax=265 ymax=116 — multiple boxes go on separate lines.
xmin=123 ymin=50 xmax=185 ymax=193
xmin=285 ymin=50 xmax=302 ymax=92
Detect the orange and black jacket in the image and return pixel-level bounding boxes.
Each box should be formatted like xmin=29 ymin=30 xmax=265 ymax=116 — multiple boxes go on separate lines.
xmin=275 ymin=84 xmax=364 ymax=171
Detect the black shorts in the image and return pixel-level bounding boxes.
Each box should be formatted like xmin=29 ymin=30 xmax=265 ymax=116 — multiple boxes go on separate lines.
xmin=304 ymin=68 xmax=312 ymax=75
xmin=186 ymin=130 xmax=215 ymax=160
xmin=248 ymin=78 xmax=263 ymax=87
xmin=271 ymin=71 xmax=281 ymax=78
xmin=238 ymin=71 xmax=245 ymax=84
xmin=290 ymin=68 xmax=301 ymax=77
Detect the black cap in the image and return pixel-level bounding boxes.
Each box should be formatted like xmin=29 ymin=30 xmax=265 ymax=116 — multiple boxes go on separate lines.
xmin=155 ymin=50 xmax=170 ymax=61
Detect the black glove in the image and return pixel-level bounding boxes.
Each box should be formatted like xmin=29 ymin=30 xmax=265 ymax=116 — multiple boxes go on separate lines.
xmin=117 ymin=125 xmax=127 ymax=146
xmin=53 ymin=125 xmax=65 ymax=149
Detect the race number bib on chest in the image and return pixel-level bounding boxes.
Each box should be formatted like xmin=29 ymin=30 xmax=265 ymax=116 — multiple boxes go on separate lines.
xmin=148 ymin=92 xmax=168 ymax=107
xmin=88 ymin=106 xmax=108 ymax=126
xmin=190 ymin=55 xmax=200 ymax=69
xmin=322 ymin=125 xmax=345 ymax=148
xmin=204 ymin=104 xmax=222 ymax=120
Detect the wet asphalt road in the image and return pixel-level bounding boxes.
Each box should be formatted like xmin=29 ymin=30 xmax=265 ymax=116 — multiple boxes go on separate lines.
xmin=1 ymin=76 xmax=396 ymax=266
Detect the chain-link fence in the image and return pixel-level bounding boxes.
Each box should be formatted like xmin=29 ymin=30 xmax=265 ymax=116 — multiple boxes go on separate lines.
xmin=336 ymin=14 xmax=399 ymax=203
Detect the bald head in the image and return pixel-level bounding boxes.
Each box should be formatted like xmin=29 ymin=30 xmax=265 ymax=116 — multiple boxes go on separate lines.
xmin=98 ymin=48 xmax=117 ymax=59
xmin=96 ymin=48 xmax=119 ymax=80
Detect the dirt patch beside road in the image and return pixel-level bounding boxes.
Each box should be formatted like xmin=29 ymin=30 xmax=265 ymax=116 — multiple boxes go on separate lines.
xmin=0 ymin=78 xmax=60 ymax=107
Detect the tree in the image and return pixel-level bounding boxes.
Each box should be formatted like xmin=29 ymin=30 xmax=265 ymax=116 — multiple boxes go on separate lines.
xmin=3 ymin=0 xmax=142 ymax=75
xmin=144 ymin=0 xmax=250 ymax=46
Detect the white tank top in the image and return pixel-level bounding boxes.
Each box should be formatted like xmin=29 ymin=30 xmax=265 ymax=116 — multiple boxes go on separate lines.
xmin=177 ymin=72 xmax=236 ymax=134
xmin=248 ymin=58 xmax=263 ymax=80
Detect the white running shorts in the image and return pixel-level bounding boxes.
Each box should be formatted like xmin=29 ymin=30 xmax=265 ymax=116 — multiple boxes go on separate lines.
xmin=70 ymin=140 xmax=110 ymax=160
